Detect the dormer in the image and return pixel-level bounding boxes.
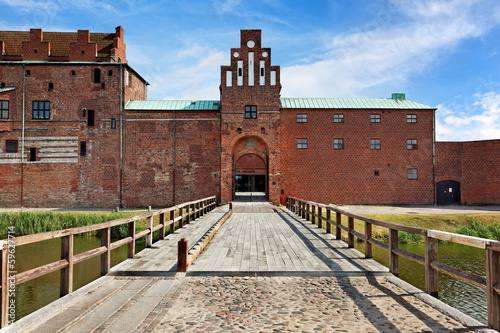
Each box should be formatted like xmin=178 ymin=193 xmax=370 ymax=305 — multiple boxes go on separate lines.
xmin=21 ymin=29 xmax=51 ymax=60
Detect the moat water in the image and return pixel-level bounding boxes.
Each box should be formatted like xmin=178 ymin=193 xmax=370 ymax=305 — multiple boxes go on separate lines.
xmin=9 ymin=235 xmax=487 ymax=324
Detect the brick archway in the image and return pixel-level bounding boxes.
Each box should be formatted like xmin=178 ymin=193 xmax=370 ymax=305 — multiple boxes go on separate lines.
xmin=231 ymin=135 xmax=269 ymax=199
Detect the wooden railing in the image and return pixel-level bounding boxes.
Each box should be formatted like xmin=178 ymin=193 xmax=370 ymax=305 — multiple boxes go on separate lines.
xmin=0 ymin=196 xmax=217 ymax=327
xmin=286 ymin=196 xmax=500 ymax=331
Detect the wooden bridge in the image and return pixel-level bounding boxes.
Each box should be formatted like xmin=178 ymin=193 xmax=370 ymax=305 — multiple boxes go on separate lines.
xmin=1 ymin=194 xmax=499 ymax=332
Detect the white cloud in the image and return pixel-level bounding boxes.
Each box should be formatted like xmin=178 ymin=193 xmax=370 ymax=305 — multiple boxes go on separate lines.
xmin=281 ymin=0 xmax=500 ymax=98
xmin=437 ymin=92 xmax=500 ymax=141
xmin=138 ymin=44 xmax=225 ymax=101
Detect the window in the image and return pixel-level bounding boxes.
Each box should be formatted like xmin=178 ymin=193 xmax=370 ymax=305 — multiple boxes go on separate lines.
xmin=6 ymin=140 xmax=17 ymax=153
xmin=80 ymin=141 xmax=86 ymax=157
xmin=245 ymin=105 xmax=257 ymax=119
xmin=370 ymin=114 xmax=381 ymax=123
xmin=407 ymin=168 xmax=418 ymax=180
xmin=48 ymin=82 xmax=53 ymax=91
xmin=0 ymin=101 xmax=8 ymax=119
xmin=407 ymin=139 xmax=418 ymax=150
xmin=29 ymin=147 xmax=36 ymax=162
xmin=32 ymin=101 xmax=50 ymax=119
xmin=374 ymin=170 xmax=380 ymax=176
xmin=333 ymin=114 xmax=344 ymax=123
xmin=108 ymin=70 xmax=113 ymax=76
xmin=407 ymin=114 xmax=417 ymax=123
xmin=94 ymin=68 xmax=101 ymax=83
xmin=101 ymin=83 xmax=105 ymax=90
xmin=370 ymin=139 xmax=381 ymax=150
xmin=88 ymin=110 xmax=95 ymax=126
xmin=297 ymin=114 xmax=307 ymax=123
xmin=297 ymin=138 xmax=307 ymax=149
xmin=334 ymin=138 xmax=344 ymax=150
xmin=111 ymin=118 xmax=116 ymax=129
xmin=261 ymin=127 xmax=265 ymax=134
xmin=71 ymin=70 xmax=76 ymax=76
xmin=26 ymin=70 xmax=30 ymax=76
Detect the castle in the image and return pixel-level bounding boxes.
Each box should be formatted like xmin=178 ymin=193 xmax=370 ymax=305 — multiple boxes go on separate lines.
xmin=1 ymin=27 xmax=499 ymax=207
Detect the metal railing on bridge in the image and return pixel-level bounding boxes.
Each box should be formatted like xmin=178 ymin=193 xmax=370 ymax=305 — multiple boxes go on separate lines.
xmin=0 ymin=196 xmax=217 ymax=328
xmin=286 ymin=196 xmax=500 ymax=331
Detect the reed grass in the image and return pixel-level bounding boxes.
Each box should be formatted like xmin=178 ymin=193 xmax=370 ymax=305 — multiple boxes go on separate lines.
xmin=0 ymin=212 xmax=143 ymax=238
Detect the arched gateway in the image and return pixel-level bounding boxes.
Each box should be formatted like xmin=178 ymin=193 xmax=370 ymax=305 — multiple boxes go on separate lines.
xmin=232 ymin=136 xmax=269 ymax=198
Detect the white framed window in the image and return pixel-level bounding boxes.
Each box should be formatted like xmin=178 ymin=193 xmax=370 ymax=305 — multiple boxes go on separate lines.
xmin=297 ymin=138 xmax=307 ymax=149
xmin=297 ymin=114 xmax=307 ymax=123
xmin=407 ymin=168 xmax=418 ymax=180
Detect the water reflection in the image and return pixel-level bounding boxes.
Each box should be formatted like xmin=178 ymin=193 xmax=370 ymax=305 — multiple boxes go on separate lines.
xmin=13 ymin=236 xmax=145 ymax=320
xmin=354 ymin=240 xmax=487 ymax=324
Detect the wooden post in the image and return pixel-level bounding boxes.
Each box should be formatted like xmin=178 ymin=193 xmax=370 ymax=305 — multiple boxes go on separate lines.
xmin=60 ymin=234 xmax=74 ymax=297
xmin=169 ymin=210 xmax=175 ymax=234
xmin=146 ymin=215 xmax=153 ymax=247
xmin=203 ymin=200 xmax=207 ymax=214
xmin=127 ymin=220 xmax=136 ymax=258
xmin=306 ymin=204 xmax=310 ymax=221
xmin=336 ymin=212 xmax=341 ymax=240
xmin=486 ymin=244 xmax=499 ymax=330
xmin=318 ymin=206 xmax=322 ymax=229
xmin=311 ymin=205 xmax=316 ymax=225
xmin=365 ymin=222 xmax=372 ymax=258
xmin=101 ymin=227 xmax=111 ymax=276
xmin=348 ymin=217 xmax=354 ymax=248
xmin=326 ymin=209 xmax=331 ymax=234
xmin=425 ymin=234 xmax=438 ymax=298
xmin=200 ymin=201 xmax=204 ymax=216
xmin=159 ymin=213 xmax=165 ymax=240
xmin=186 ymin=204 xmax=191 ymax=224
xmin=229 ymin=202 xmax=233 ymax=210
xmin=178 ymin=238 xmax=188 ymax=272
xmin=389 ymin=229 xmax=399 ymax=277
xmin=1 ymin=244 xmax=8 ymax=328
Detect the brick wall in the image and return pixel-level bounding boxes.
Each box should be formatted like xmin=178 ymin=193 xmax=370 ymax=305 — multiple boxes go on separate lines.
xmin=0 ymin=63 xmax=146 ymax=207
xmin=280 ymin=108 xmax=435 ymax=204
xmin=121 ymin=109 xmax=221 ymax=208
xmin=436 ymin=140 xmax=500 ymax=204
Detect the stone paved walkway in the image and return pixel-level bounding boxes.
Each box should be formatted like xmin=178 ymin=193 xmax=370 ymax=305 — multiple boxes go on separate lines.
xmin=154 ymin=275 xmax=476 ymax=333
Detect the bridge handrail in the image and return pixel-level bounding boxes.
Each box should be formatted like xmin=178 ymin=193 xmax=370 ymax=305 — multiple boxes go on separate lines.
xmin=0 ymin=196 xmax=217 ymax=327
xmin=285 ymin=196 xmax=500 ymax=331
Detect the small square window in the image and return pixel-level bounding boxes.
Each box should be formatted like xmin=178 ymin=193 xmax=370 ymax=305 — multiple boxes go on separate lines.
xmin=245 ymin=105 xmax=257 ymax=119
xmin=370 ymin=114 xmax=381 ymax=123
xmin=6 ymin=140 xmax=18 ymax=153
xmin=111 ymin=118 xmax=116 ymax=129
xmin=334 ymin=138 xmax=344 ymax=150
xmin=297 ymin=138 xmax=307 ymax=149
xmin=374 ymin=170 xmax=380 ymax=176
xmin=26 ymin=70 xmax=31 ymax=76
xmin=48 ymin=82 xmax=53 ymax=91
xmin=407 ymin=114 xmax=417 ymax=123
xmin=261 ymin=127 xmax=265 ymax=134
xmin=370 ymin=139 xmax=381 ymax=150
xmin=71 ymin=70 xmax=76 ymax=76
xmin=0 ymin=100 xmax=9 ymax=119
xmin=407 ymin=168 xmax=418 ymax=180
xmin=297 ymin=114 xmax=307 ymax=123
xmin=407 ymin=139 xmax=418 ymax=150
xmin=32 ymin=101 xmax=50 ymax=119
xmin=108 ymin=70 xmax=113 ymax=76
xmin=333 ymin=114 xmax=344 ymax=123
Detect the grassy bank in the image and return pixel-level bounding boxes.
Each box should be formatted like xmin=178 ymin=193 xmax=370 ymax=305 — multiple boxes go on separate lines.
xmin=0 ymin=211 xmax=146 ymax=238
xmin=358 ymin=213 xmax=500 ymax=243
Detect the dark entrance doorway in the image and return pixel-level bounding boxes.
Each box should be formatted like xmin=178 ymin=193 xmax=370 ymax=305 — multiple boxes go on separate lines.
xmin=235 ymin=175 xmax=266 ymax=192
xmin=436 ymin=180 xmax=461 ymax=205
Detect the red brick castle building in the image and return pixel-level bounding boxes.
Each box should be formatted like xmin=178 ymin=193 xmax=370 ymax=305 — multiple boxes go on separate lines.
xmin=1 ymin=27 xmax=499 ymax=207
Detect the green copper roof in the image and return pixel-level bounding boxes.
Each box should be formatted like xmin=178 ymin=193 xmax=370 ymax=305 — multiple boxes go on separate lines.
xmin=125 ymin=100 xmax=220 ymax=111
xmin=280 ymin=98 xmax=435 ymax=110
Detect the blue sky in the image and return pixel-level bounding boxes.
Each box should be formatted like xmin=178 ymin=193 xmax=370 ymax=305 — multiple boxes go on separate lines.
xmin=1 ymin=0 xmax=500 ymax=142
